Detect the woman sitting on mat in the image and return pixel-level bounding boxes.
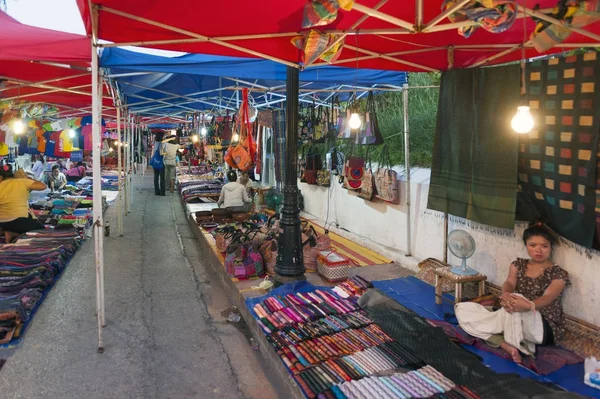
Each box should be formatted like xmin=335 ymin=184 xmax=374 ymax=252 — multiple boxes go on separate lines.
xmin=0 ymin=164 xmax=47 ymax=243
xmin=217 ymin=170 xmax=252 ymax=212
xmin=65 ymin=162 xmax=87 ymax=182
xmin=457 ymin=219 xmax=570 ymax=364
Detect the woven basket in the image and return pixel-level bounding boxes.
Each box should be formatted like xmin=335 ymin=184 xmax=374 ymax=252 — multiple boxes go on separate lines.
xmin=317 ymin=250 xmax=356 ymax=282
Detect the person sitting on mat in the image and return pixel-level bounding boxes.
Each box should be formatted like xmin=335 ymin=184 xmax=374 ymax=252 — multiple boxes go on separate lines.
xmin=217 ymin=170 xmax=252 ymax=212
xmin=457 ymin=219 xmax=570 ymax=364
xmin=65 ymin=162 xmax=87 ymax=182
xmin=48 ymin=165 xmax=67 ymax=192
xmin=0 ymin=164 xmax=47 ymax=243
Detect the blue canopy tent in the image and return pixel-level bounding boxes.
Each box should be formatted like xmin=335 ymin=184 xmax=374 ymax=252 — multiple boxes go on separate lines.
xmin=99 ymin=48 xmax=408 ymax=124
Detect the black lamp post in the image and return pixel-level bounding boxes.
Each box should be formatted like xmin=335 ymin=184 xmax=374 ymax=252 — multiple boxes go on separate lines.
xmin=274 ymin=66 xmax=305 ymax=284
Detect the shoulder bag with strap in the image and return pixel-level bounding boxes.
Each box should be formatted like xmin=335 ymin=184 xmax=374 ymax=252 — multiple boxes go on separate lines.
xmin=358 ymin=147 xmax=376 ymax=201
xmin=375 ymin=144 xmax=400 ymax=204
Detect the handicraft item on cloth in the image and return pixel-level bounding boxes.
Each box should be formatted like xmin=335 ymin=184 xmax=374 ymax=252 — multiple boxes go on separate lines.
xmin=291 ymin=30 xmax=344 ymax=66
xmin=428 ymin=65 xmax=521 ymax=229
xmin=375 ymin=144 xmax=400 ymax=204
xmin=530 ymin=0 xmax=600 ymax=52
xmin=516 ymin=52 xmax=600 ymax=249
xmin=224 ymin=233 xmax=265 ymax=280
xmin=441 ymin=0 xmax=517 ymax=38
xmin=302 ymin=0 xmax=354 ymax=29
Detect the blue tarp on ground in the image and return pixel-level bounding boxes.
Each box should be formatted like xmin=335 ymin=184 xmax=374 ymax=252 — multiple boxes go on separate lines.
xmin=373 ymin=276 xmax=599 ymax=398
xmin=100 ymin=48 xmax=408 ymax=116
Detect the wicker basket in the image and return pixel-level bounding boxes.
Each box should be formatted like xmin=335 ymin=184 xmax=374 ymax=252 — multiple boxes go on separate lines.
xmin=317 ymin=250 xmax=356 ymax=283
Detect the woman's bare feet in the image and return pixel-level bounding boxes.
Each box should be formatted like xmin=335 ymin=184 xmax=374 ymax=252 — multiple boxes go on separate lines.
xmin=500 ymin=342 xmax=522 ymax=363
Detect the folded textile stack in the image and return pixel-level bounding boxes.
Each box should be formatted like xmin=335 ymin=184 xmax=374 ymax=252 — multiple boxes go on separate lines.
xmin=252 ymin=285 xmax=479 ymax=399
xmin=179 ymin=180 xmax=223 ymax=203
xmin=0 ymin=229 xmax=82 ymax=346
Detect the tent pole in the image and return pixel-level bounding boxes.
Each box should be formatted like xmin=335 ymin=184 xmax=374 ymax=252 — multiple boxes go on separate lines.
xmin=128 ymin=114 xmax=134 ymax=212
xmin=98 ymin=69 xmax=106 ymax=328
xmin=403 ymin=84 xmax=412 ymax=257
xmin=90 ymin=2 xmax=104 ymax=353
xmin=117 ymin=106 xmax=123 ymax=236
xmin=274 ymin=66 xmax=305 ymax=285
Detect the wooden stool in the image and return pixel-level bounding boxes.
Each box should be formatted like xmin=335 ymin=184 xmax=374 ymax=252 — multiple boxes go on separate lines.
xmin=434 ymin=267 xmax=487 ymax=305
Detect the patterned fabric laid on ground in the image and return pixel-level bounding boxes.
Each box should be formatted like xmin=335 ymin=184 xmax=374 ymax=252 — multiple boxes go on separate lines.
xmin=516 ymin=52 xmax=600 ymax=249
xmin=428 ymin=319 xmax=583 ymax=376
xmin=428 ymin=65 xmax=521 ymax=229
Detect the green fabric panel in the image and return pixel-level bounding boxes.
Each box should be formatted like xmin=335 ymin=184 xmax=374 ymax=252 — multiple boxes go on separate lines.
xmin=428 ymin=65 xmax=521 ymax=229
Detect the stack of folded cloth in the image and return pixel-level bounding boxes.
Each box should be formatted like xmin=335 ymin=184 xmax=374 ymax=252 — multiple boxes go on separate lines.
xmin=0 ymin=229 xmax=82 ymax=345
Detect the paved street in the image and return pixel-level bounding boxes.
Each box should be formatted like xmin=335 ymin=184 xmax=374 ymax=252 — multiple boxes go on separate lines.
xmin=0 ymin=175 xmax=282 ymax=399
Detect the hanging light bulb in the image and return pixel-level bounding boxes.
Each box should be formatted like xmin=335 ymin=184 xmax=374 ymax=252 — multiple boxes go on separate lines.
xmin=232 ymin=133 xmax=240 ymax=142
xmin=348 ymin=113 xmax=361 ymax=130
xmin=109 ymin=147 xmax=113 ymax=153
xmin=68 ymin=129 xmax=76 ymax=138
xmin=200 ymin=127 xmax=207 ymax=136
xmin=511 ymin=106 xmax=534 ymax=134
xmin=11 ymin=119 xmax=26 ymax=135
xmin=191 ymin=135 xmax=199 ymax=143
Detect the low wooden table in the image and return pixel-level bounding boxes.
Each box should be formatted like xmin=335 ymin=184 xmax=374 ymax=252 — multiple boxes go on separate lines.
xmin=434 ymin=267 xmax=487 ymax=305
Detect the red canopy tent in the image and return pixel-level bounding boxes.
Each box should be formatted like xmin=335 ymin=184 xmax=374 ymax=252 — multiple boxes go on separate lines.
xmin=0 ymin=11 xmax=115 ymax=119
xmin=76 ymin=0 xmax=600 ymax=72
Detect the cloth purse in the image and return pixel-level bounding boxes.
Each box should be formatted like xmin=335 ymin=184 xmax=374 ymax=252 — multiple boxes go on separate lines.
xmin=356 ymin=92 xmax=384 ymax=145
xmin=375 ymin=144 xmax=400 ymax=204
xmin=304 ymin=146 xmax=321 ymax=185
xmin=344 ymin=155 xmax=364 ymax=191
xmin=225 ymin=233 xmax=265 ymax=279
xmin=358 ymin=148 xmax=376 ymax=201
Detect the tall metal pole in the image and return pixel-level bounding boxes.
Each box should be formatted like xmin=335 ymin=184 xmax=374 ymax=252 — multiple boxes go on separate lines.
xmin=274 ymin=66 xmax=305 ymax=284
xmin=403 ymin=84 xmax=412 ymax=257
xmin=91 ymin=4 xmax=104 ymax=353
xmin=117 ymin=105 xmax=123 ymax=236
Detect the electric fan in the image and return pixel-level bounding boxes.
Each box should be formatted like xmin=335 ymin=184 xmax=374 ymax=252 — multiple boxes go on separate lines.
xmin=447 ymin=229 xmax=478 ymax=276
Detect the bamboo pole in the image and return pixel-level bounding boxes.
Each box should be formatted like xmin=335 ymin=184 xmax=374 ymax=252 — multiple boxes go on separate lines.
xmin=416 ymin=0 xmax=424 ymax=31
xmin=0 ymin=73 xmax=89 ymax=93
xmin=352 ymin=3 xmax=415 ymax=31
xmin=98 ymin=32 xmax=297 ymax=48
xmin=90 ymin=1 xmax=104 ymax=354
xmin=344 ymin=44 xmax=440 ymax=72
xmin=99 ymin=6 xmax=300 ymax=68
xmin=422 ymin=0 xmax=471 ymax=31
xmin=470 ymin=43 xmax=526 ymax=68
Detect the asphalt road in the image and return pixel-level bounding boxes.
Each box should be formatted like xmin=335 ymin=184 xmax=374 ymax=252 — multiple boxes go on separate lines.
xmin=0 ymin=175 xmax=282 ymax=399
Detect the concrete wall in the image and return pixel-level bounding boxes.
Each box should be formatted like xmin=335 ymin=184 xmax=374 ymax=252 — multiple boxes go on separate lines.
xmin=299 ymin=169 xmax=600 ymax=327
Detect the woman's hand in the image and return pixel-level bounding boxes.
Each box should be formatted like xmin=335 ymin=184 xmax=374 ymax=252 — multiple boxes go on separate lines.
xmin=500 ymin=293 xmax=532 ymax=313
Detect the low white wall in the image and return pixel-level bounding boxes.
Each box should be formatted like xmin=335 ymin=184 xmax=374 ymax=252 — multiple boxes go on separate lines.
xmin=299 ymin=169 xmax=600 ymax=327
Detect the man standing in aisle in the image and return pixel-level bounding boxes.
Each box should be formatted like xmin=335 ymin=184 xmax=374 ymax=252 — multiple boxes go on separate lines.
xmin=161 ymin=135 xmax=179 ymax=194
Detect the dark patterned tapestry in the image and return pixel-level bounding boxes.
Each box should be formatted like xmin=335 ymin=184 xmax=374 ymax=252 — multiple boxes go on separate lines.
xmin=516 ymin=52 xmax=600 ymax=249
xmin=428 ymin=65 xmax=520 ymax=229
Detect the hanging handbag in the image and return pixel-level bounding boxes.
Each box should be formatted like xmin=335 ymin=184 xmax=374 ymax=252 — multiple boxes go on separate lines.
xmin=149 ymin=142 xmax=164 ymax=170
xmin=317 ymin=149 xmax=331 ymax=187
xmin=358 ymin=147 xmax=376 ymax=201
xmin=356 ymin=92 xmax=384 ymax=145
xmin=375 ymin=144 xmax=400 ymax=204
xmin=224 ymin=234 xmax=265 ymax=279
xmin=304 ymin=145 xmax=321 ymax=185
xmin=299 ymin=145 xmax=307 ymax=182
xmin=343 ymin=144 xmax=364 ymax=191
xmin=260 ymin=239 xmax=278 ymax=275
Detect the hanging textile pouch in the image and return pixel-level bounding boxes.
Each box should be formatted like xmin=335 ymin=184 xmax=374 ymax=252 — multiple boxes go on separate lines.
xmin=356 ymin=92 xmax=384 ymax=145
xmin=344 ymin=144 xmax=365 ymax=191
xmin=375 ymin=144 xmax=400 ymax=204
xmin=358 ymin=147 xmax=376 ymax=201
xmin=304 ymin=146 xmax=322 ymax=185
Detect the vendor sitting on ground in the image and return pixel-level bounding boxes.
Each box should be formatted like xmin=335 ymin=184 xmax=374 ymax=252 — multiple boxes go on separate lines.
xmin=0 ymin=164 xmax=47 ymax=243
xmin=65 ymin=162 xmax=87 ymax=182
xmin=217 ymin=170 xmax=252 ymax=212
xmin=48 ymin=165 xmax=67 ymax=192
xmin=456 ymin=219 xmax=570 ymax=364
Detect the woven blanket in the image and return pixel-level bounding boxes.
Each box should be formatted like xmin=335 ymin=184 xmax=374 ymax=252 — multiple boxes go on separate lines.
xmin=428 ymin=65 xmax=520 ymax=229
xmin=516 ymin=52 xmax=600 ymax=248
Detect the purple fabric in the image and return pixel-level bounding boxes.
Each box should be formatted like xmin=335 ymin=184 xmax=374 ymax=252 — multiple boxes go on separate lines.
xmin=427 ymin=319 xmax=584 ymax=375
